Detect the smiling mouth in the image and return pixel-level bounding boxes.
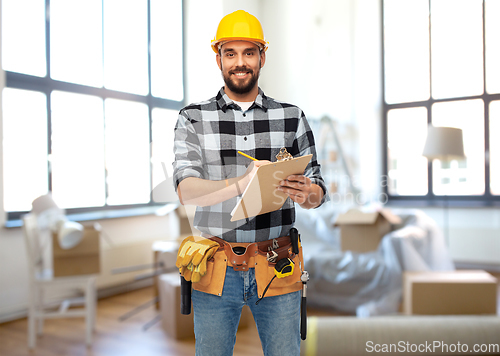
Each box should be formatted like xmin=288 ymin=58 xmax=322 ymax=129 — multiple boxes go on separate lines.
xmin=232 ymin=71 xmax=250 ymax=77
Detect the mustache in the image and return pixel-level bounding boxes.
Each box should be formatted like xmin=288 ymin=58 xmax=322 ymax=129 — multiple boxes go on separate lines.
xmin=229 ymin=66 xmax=253 ymax=75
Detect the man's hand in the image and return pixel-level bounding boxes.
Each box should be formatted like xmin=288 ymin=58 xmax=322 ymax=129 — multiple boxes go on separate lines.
xmin=277 ymin=175 xmax=323 ymax=209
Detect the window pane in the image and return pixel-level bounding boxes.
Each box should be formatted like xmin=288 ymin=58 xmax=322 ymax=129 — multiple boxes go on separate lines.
xmin=50 ymin=0 xmax=103 ymax=87
xmin=432 ymin=99 xmax=484 ymax=195
xmin=1 ymin=0 xmax=46 ymax=76
xmin=51 ymin=92 xmax=105 ymax=208
xmin=105 ymin=99 xmax=150 ymax=205
xmin=151 ymin=108 xmax=178 ymax=203
xmin=383 ymin=0 xmax=430 ymax=104
xmin=485 ymin=0 xmax=500 ymax=94
xmin=2 ymin=89 xmax=48 ymax=211
xmin=103 ymin=0 xmax=149 ymax=95
xmin=490 ymin=101 xmax=500 ymax=194
xmin=431 ymin=0 xmax=483 ymax=99
xmin=151 ymin=0 xmax=183 ymax=101
xmin=387 ymin=107 xmax=428 ymax=195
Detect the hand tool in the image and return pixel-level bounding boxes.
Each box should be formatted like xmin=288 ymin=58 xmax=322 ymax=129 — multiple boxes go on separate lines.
xmin=180 ymin=276 xmax=192 ymax=315
xmin=300 ymin=270 xmax=309 ymax=340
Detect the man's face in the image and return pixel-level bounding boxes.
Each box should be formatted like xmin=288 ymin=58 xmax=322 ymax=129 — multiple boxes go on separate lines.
xmin=217 ymin=41 xmax=265 ymax=95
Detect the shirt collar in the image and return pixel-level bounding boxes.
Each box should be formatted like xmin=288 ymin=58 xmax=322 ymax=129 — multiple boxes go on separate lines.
xmin=216 ymin=87 xmax=268 ymax=113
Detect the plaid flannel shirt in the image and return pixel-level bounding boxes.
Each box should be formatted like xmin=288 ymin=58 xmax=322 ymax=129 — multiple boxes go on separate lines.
xmin=173 ymin=87 xmax=327 ymax=243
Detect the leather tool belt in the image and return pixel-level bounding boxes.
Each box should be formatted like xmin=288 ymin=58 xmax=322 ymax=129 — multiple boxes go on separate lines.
xmin=209 ymin=235 xmax=294 ymax=271
xmin=192 ymin=234 xmax=303 ymax=298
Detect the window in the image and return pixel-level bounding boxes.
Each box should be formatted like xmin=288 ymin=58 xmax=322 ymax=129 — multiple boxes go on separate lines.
xmin=2 ymin=0 xmax=185 ymax=221
xmin=382 ymin=0 xmax=500 ymax=204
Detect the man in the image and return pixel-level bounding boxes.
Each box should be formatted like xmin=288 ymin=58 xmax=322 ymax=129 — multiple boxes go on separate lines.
xmin=173 ymin=10 xmax=327 ymax=356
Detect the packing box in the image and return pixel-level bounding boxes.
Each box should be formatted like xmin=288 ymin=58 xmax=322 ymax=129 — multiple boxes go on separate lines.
xmin=176 ymin=205 xmax=198 ymax=237
xmin=153 ymin=241 xmax=180 ymax=309
xmin=159 ymin=272 xmax=251 ymax=339
xmin=159 ymin=273 xmax=194 ymax=339
xmin=52 ymin=224 xmax=101 ymax=277
xmin=334 ymin=209 xmax=402 ymax=253
xmin=403 ymin=270 xmax=498 ymax=315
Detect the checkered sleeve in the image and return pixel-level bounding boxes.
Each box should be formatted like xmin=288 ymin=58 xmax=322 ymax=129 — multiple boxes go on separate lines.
xmin=295 ymin=110 xmax=329 ymax=207
xmin=172 ymin=111 xmax=204 ymax=192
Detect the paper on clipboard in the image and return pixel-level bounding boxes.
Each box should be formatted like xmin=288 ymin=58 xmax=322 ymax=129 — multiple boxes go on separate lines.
xmin=230 ymin=154 xmax=313 ymax=221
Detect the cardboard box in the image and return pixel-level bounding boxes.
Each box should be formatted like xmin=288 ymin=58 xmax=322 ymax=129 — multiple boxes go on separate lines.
xmin=52 ymin=224 xmax=101 ymax=277
xmin=159 ymin=272 xmax=252 ymax=339
xmin=159 ymin=273 xmax=195 ymax=339
xmin=176 ymin=205 xmax=198 ymax=236
xmin=403 ymin=270 xmax=498 ymax=315
xmin=153 ymin=241 xmax=180 ymax=309
xmin=334 ymin=209 xmax=402 ymax=253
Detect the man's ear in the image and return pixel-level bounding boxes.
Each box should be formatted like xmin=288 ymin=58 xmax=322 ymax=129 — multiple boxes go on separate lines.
xmin=216 ymin=53 xmax=222 ymax=71
xmin=260 ymin=50 xmax=266 ymax=68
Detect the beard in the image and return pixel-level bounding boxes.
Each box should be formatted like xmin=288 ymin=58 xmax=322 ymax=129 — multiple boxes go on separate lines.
xmin=221 ymin=65 xmax=260 ymax=95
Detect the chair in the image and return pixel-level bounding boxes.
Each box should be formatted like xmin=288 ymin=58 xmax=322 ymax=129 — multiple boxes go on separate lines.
xmin=22 ymin=214 xmax=97 ymax=349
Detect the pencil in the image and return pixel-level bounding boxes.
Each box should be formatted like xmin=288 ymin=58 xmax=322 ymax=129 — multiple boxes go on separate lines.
xmin=237 ymin=151 xmax=258 ymax=161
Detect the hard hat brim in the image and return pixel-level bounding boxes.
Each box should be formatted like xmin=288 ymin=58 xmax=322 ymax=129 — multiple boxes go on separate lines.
xmin=211 ymin=37 xmax=268 ymax=53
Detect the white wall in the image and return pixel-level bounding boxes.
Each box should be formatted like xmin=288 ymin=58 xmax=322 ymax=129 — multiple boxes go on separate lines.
xmin=261 ymin=0 xmax=355 ymax=119
xmin=260 ymin=0 xmax=382 ymax=201
xmin=0 ymin=0 xmax=4 ymax=229
xmin=184 ymin=0 xmax=223 ymax=104
xmin=421 ymin=207 xmax=500 ymax=265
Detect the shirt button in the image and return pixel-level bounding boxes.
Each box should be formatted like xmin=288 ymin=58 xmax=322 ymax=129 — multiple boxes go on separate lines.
xmin=243 ymin=113 xmax=246 ymax=117
xmin=244 ymin=137 xmax=247 ymax=141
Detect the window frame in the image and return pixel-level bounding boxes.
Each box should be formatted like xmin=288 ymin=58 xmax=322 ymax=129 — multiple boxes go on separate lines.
xmin=381 ymin=0 xmax=500 ymax=207
xmin=4 ymin=0 xmax=186 ymax=223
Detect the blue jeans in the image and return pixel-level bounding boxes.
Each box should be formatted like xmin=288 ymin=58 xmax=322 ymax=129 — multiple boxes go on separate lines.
xmin=192 ymin=266 xmax=301 ymax=356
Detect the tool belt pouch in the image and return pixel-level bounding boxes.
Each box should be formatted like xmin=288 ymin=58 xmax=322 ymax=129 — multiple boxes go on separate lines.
xmin=255 ymin=245 xmax=303 ymax=299
xmin=191 ymin=248 xmax=228 ymax=297
xmin=223 ymin=243 xmax=258 ymax=271
xmin=190 ymin=236 xmax=303 ymax=298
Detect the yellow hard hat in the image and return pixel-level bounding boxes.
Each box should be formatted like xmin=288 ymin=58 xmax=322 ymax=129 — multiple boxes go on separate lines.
xmin=211 ymin=10 xmax=268 ymax=53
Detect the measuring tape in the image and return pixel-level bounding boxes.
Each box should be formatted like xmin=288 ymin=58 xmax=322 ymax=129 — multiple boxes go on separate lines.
xmin=256 ymin=258 xmax=295 ymax=305
xmin=274 ymin=257 xmax=295 ymax=278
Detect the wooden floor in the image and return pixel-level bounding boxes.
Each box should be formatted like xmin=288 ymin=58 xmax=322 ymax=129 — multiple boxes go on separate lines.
xmin=0 ymin=286 xmax=335 ymax=356
xmin=1 ymin=276 xmax=499 ymax=356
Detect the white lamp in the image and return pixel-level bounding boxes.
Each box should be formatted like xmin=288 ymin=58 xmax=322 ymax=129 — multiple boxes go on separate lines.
xmin=422 ymin=125 xmax=465 ymax=161
xmin=32 ymin=194 xmax=84 ymax=250
xmin=422 ymin=125 xmax=466 ymax=246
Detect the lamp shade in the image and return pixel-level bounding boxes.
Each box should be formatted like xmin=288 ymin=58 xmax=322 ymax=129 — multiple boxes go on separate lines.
xmin=32 ymin=194 xmax=65 ymax=231
xmin=31 ymin=193 xmax=84 ymax=249
xmin=32 ymin=194 xmax=63 ymax=216
xmin=57 ymin=220 xmax=84 ymax=249
xmin=422 ymin=125 xmax=465 ymax=160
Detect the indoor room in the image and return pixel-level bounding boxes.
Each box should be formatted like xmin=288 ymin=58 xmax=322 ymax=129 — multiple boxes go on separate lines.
xmin=1 ymin=0 xmax=499 ymax=355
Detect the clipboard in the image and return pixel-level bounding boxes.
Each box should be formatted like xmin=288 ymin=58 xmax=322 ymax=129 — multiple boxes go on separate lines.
xmin=230 ymin=154 xmax=313 ymax=221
